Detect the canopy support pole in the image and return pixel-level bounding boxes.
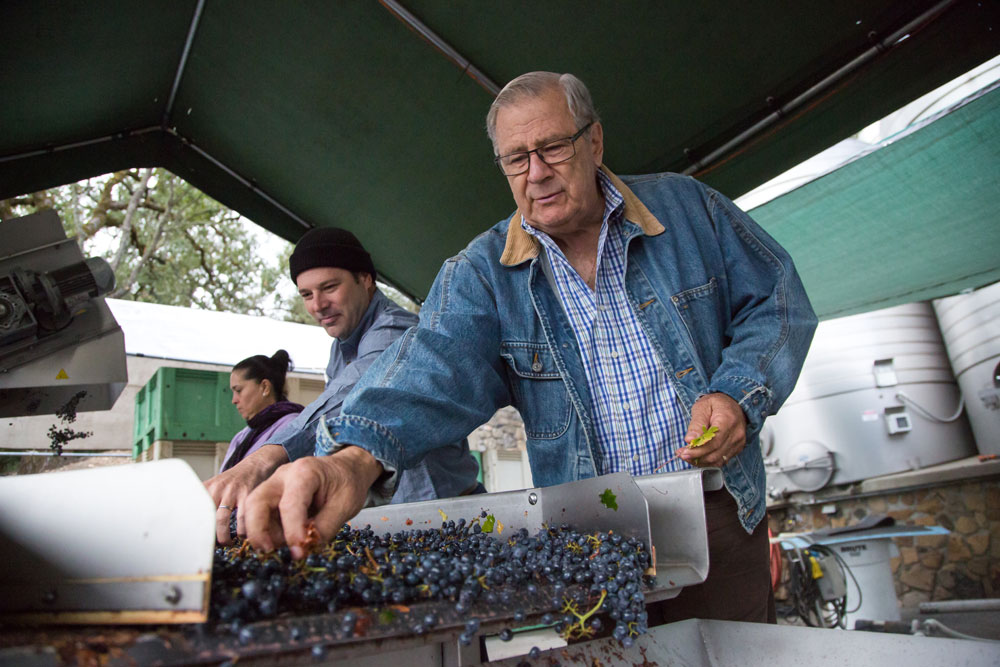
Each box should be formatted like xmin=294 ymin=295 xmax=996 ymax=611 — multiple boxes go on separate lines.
xmin=0 ymin=127 xmax=161 ymax=165
xmin=682 ymin=0 xmax=960 ymax=178
xmin=163 ymin=0 xmax=207 ymax=129
xmin=379 ymin=0 xmax=502 ymax=97
xmin=165 ymin=128 xmax=312 ymax=231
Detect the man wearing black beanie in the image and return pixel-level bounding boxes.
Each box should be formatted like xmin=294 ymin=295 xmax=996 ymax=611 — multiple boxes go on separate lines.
xmin=206 ymin=227 xmax=482 ymax=544
xmin=288 ymin=227 xmax=377 ymax=286
xmin=286 ymin=227 xmax=378 ymax=341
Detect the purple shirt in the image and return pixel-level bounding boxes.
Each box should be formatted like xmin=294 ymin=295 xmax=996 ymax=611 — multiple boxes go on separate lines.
xmin=218 ymin=411 xmax=300 ymax=473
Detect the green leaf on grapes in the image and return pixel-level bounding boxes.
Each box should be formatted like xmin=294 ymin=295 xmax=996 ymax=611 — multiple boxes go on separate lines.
xmin=379 ymin=608 xmax=396 ymax=623
xmin=600 ymin=488 xmax=618 ymax=511
xmin=482 ymin=514 xmax=496 ymax=533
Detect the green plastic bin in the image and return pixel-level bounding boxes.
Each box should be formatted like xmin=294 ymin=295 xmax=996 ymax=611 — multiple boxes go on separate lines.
xmin=132 ymin=367 xmax=244 ymax=457
xmin=470 ymin=450 xmax=484 ymax=485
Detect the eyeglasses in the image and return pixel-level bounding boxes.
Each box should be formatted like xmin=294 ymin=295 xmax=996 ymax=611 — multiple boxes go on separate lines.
xmin=494 ymin=122 xmax=593 ymax=176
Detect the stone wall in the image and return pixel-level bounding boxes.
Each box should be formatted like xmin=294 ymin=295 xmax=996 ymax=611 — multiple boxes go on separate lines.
xmin=468 ymin=406 xmax=527 ymax=452
xmin=769 ymin=477 xmax=999 ymax=608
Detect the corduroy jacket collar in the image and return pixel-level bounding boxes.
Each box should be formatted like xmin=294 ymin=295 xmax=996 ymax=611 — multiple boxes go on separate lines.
xmin=499 ymin=166 xmax=665 ymax=266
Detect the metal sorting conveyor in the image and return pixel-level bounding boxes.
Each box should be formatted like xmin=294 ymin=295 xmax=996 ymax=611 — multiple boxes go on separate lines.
xmin=352 ymin=465 xmax=721 ymax=603
xmin=0 ymin=460 xmax=720 ymax=665
xmin=488 ymin=619 xmax=1000 ymax=667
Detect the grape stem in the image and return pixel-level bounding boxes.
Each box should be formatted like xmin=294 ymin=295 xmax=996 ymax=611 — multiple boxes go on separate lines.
xmin=560 ymin=589 xmax=607 ymax=639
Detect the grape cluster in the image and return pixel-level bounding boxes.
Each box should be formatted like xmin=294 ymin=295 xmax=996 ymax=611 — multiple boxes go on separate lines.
xmin=210 ymin=514 xmax=652 ymax=649
xmin=47 ymin=390 xmax=92 ymax=455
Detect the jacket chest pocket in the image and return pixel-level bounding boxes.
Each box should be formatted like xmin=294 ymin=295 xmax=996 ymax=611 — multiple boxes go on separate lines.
xmin=500 ymin=342 xmax=571 ymax=439
xmin=670 ymin=277 xmax=725 ymax=369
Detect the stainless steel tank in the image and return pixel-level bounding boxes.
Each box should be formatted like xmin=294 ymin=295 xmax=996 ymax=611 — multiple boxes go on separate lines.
xmin=933 ymin=280 xmax=1000 ymax=456
xmin=764 ymin=302 xmax=977 ymax=497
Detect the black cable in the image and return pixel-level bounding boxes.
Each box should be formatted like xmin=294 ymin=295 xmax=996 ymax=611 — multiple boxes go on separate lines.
xmin=784 ymin=544 xmax=858 ymax=628
xmin=824 ymin=543 xmax=864 ymax=614
xmin=809 ymin=545 xmax=849 ymax=627
xmin=787 ymin=547 xmax=825 ymax=627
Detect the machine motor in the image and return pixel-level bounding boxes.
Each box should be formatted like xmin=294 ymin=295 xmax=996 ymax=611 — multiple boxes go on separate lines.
xmin=0 ymin=258 xmax=115 ymax=351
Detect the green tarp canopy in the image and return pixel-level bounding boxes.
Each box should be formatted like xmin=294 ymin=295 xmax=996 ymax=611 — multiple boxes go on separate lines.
xmin=751 ymin=83 xmax=1000 ymax=320
xmin=2 ymin=0 xmax=999 ymax=310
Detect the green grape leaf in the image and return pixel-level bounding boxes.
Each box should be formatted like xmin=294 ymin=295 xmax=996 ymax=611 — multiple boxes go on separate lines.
xmin=482 ymin=514 xmax=496 ymax=533
xmin=689 ymin=425 xmax=719 ymax=448
xmin=600 ymin=488 xmax=619 ymax=511
xmin=379 ymin=608 xmax=396 ymax=624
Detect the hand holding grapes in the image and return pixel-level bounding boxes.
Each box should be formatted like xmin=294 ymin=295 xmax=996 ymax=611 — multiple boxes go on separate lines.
xmin=242 ymin=445 xmax=383 ymax=558
xmin=677 ymin=392 xmax=747 ymax=467
xmin=205 ymin=444 xmax=289 ymax=544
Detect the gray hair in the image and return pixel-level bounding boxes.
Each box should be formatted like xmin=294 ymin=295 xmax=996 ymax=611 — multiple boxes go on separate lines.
xmin=486 ymin=72 xmax=601 ymax=155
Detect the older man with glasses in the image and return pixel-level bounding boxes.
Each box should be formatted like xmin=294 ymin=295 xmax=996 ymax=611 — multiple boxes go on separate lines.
xmin=242 ymin=71 xmax=817 ymax=625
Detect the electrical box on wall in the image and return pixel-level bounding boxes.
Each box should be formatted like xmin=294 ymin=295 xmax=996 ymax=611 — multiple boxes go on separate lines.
xmin=885 ymin=411 xmax=912 ymax=435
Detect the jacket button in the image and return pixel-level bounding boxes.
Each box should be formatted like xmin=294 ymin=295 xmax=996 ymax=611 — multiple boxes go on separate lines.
xmin=531 ymin=361 xmax=542 ymax=372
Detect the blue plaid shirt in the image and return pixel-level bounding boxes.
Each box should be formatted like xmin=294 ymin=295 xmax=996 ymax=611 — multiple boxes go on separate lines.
xmin=522 ymin=172 xmax=691 ymax=475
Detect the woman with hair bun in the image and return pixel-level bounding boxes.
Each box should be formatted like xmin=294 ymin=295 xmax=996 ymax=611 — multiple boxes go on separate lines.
xmin=220 ymin=350 xmax=304 ymax=473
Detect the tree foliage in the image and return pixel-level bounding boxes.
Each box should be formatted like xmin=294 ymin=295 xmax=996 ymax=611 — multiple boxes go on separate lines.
xmin=0 ymin=168 xmax=311 ymax=323
xmin=1 ymin=168 xmax=419 ymax=321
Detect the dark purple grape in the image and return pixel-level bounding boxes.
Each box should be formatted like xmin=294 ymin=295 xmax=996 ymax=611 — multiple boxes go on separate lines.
xmin=209 ymin=514 xmax=651 ymax=648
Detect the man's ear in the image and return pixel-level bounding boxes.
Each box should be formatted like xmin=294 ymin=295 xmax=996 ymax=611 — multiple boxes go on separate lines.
xmin=589 ymin=121 xmax=604 ymax=167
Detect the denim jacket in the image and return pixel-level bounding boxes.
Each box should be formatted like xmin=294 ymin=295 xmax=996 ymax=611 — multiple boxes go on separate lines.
xmin=332 ymin=170 xmax=817 ymax=531
xmin=272 ymin=289 xmax=480 ymax=502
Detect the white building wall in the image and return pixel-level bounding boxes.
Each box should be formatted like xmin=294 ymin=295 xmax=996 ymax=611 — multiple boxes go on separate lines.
xmin=2 ymin=356 xmax=324 ymax=452
xmin=3 ymin=297 xmax=332 ymax=454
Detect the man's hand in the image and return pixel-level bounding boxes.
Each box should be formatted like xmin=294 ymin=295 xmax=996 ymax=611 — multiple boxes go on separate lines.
xmin=204 ymin=444 xmax=289 ymax=544
xmin=243 ymin=446 xmax=383 ymax=559
xmin=678 ymin=393 xmax=747 ymax=468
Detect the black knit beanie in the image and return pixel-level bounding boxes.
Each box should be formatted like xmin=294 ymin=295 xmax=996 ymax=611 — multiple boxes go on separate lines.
xmin=288 ymin=227 xmax=376 ymax=283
